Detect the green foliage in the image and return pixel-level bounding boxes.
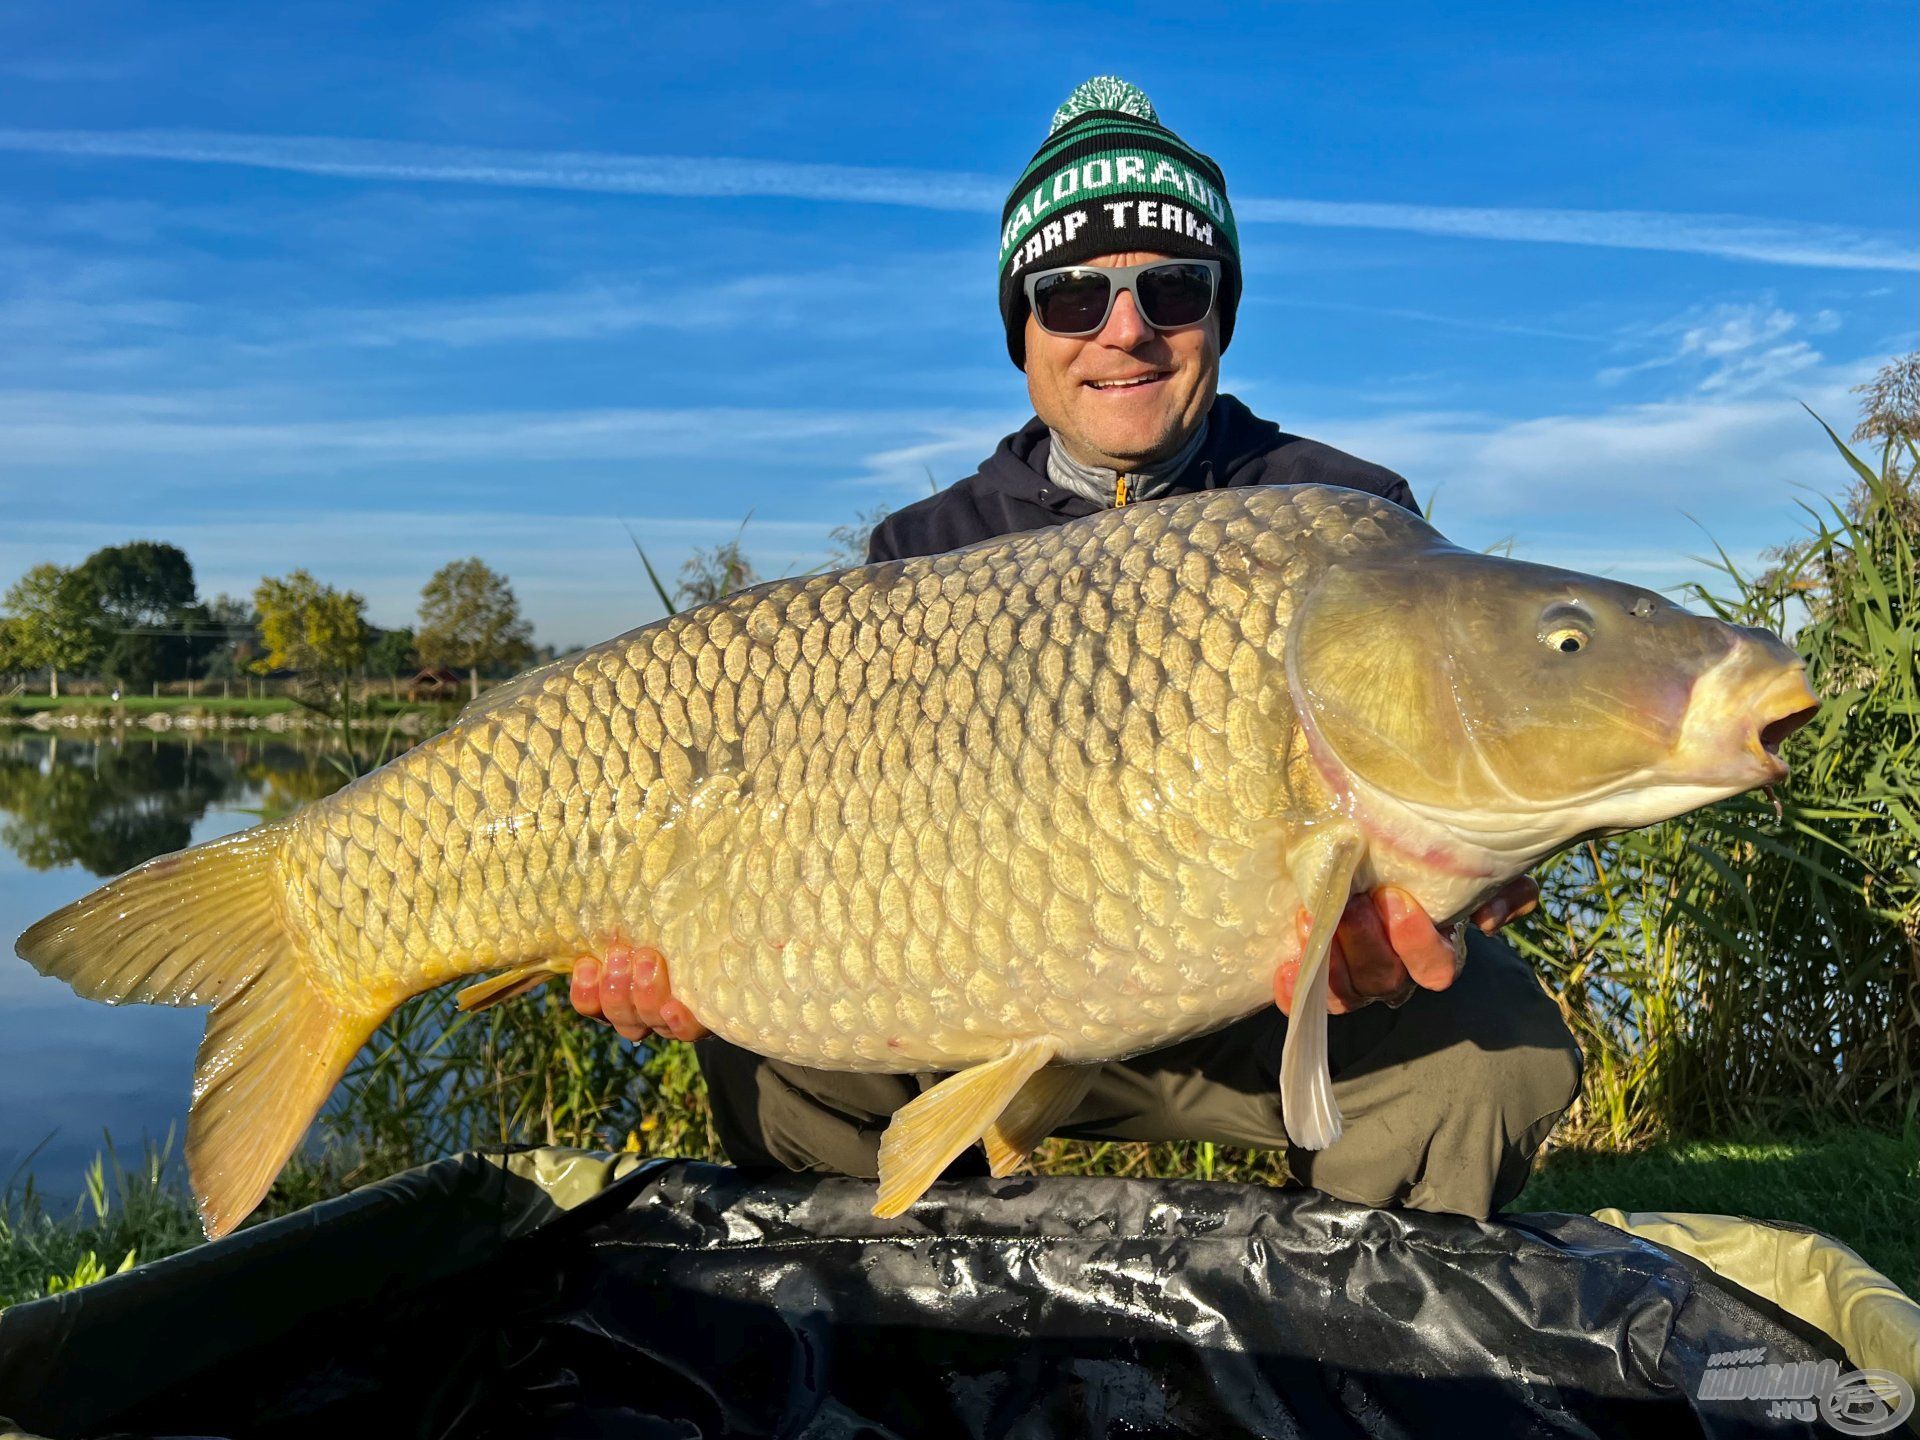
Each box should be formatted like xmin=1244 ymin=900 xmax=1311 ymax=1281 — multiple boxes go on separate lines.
xmin=0 ymin=616 xmax=24 ymax=677
xmin=0 ymin=1136 xmax=375 ymax=1308
xmin=252 ymin=570 xmax=375 ymax=770
xmin=252 ymin=570 xmax=369 ymax=682
xmin=2 ymin=563 xmax=104 ymax=696
xmin=78 ymin=541 xmax=201 ymax=686
xmin=0 ymin=1140 xmax=203 ymax=1310
xmin=322 ymin=980 xmax=713 ymax=1177
xmin=367 ymin=625 xmax=417 ymax=678
xmin=197 ymin=594 xmax=262 ymax=680
xmin=416 ymin=558 xmax=532 ymax=698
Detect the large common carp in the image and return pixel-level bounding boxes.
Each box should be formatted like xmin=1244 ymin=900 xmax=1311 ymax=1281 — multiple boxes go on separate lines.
xmin=17 ymin=486 xmax=1816 ymax=1237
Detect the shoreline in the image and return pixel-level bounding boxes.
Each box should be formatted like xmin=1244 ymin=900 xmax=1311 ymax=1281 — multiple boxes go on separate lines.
xmin=1 ymin=699 xmax=453 ymax=734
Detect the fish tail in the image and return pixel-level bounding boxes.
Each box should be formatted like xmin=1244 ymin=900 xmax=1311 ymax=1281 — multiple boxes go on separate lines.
xmin=15 ymin=824 xmax=382 ymax=1239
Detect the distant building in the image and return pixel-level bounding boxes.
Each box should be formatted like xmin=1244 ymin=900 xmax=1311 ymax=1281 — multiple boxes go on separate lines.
xmin=406 ymin=666 xmax=465 ymax=703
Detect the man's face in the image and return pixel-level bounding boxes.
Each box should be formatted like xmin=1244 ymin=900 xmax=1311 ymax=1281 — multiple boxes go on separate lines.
xmin=1023 ymin=250 xmax=1221 ymax=472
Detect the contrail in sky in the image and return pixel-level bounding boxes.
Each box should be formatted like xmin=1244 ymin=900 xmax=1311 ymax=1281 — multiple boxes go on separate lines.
xmin=0 ymin=127 xmax=1911 ymax=272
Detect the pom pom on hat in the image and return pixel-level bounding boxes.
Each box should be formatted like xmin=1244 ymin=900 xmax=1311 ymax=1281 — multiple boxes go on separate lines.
xmin=1050 ymin=76 xmax=1161 ymax=135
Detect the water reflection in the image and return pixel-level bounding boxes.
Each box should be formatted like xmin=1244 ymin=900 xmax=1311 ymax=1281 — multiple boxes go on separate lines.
xmin=0 ymin=732 xmax=353 ymax=877
xmin=0 ymin=729 xmax=372 ymax=1196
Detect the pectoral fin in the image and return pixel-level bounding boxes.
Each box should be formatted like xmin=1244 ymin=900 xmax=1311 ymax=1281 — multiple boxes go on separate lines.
xmin=983 ymin=1065 xmax=1097 ymax=1177
xmin=1280 ymin=824 xmax=1366 ymax=1151
xmin=874 ymin=1037 xmax=1058 ymax=1218
xmin=455 ymin=961 xmax=572 ymax=1013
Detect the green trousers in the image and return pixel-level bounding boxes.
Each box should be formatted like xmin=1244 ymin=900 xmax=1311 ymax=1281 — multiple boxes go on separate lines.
xmin=692 ymin=929 xmax=1582 ymax=1220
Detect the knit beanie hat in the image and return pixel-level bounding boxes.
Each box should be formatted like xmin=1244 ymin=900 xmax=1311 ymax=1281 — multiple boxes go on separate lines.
xmin=998 ymin=77 xmax=1241 ymax=368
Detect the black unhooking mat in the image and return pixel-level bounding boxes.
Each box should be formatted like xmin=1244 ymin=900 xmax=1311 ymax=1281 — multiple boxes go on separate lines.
xmin=0 ymin=1151 xmax=1895 ymax=1439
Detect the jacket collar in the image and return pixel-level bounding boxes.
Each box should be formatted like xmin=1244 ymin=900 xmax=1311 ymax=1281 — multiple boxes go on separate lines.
xmin=973 ymin=394 xmax=1278 ymax=516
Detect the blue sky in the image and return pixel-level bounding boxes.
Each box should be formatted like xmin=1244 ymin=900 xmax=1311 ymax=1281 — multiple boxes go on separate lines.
xmin=0 ymin=1 xmax=1913 ymax=647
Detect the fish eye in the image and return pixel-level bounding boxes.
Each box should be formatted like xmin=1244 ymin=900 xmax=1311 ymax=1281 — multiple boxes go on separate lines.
xmin=1538 ymin=602 xmax=1592 ymax=655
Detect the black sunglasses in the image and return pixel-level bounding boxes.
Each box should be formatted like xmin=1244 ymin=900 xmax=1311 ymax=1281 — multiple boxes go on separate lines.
xmin=1023 ymin=259 xmax=1220 ymax=338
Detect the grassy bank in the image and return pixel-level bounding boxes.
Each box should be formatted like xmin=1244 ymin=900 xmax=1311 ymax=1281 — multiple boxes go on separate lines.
xmin=1514 ymin=1126 xmax=1920 ymax=1294
xmin=1 ymin=694 xmax=300 ymax=719
xmin=0 ymin=693 xmax=450 ymax=720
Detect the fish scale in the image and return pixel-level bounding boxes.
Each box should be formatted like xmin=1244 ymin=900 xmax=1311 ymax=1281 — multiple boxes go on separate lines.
xmin=20 ymin=481 xmax=1818 ymax=1234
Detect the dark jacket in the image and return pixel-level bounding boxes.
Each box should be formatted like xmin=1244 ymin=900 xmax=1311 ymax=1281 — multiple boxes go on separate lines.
xmin=867 ymin=392 xmax=1416 ymax=563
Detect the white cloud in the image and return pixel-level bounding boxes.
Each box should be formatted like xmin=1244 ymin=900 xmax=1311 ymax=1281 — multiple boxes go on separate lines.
xmin=0 ymin=58 xmax=137 ymax=83
xmin=1598 ymin=300 xmax=1844 ymax=395
xmin=1296 ymin=359 xmax=1871 ymax=591
xmin=1237 ymin=197 xmax=1916 ymax=272
xmin=1 ymin=128 xmax=1911 ymax=271
xmin=0 ymin=391 xmax=1004 ymax=470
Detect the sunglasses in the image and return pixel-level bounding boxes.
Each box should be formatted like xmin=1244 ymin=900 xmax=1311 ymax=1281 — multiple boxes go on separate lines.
xmin=1023 ymin=258 xmax=1221 ymax=338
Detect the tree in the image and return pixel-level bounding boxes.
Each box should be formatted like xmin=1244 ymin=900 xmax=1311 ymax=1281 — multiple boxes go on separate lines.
xmin=253 ymin=570 xmax=369 ymax=706
xmin=2 ymin=564 xmax=103 ymax=698
xmin=416 ymin=559 xmax=533 ymax=699
xmin=199 ymin=594 xmax=260 ymax=680
xmin=367 ymin=626 xmax=417 ymax=686
xmin=78 ymin=541 xmax=200 ymax=686
xmin=0 ymin=617 xmax=23 ymax=680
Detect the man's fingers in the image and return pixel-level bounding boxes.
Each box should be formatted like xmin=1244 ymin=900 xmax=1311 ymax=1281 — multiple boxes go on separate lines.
xmin=1279 ymin=908 xmax=1363 ymax=1015
xmin=564 ymin=941 xmax=707 ymax=1044
xmin=1274 ymin=958 xmax=1298 ymax=1016
xmin=1333 ymin=894 xmax=1405 ymax=1001
xmin=1326 ymin=944 xmax=1362 ymax=1014
xmin=658 ymin=1000 xmax=711 ymax=1042
xmin=569 ymin=957 xmax=602 ymax=1019
xmin=629 ymin=946 xmax=712 ymax=1041
xmin=598 ymin=946 xmax=653 ymax=1043
xmin=1372 ymin=886 xmax=1463 ymax=991
xmin=1473 ymin=875 xmax=1541 ymax=934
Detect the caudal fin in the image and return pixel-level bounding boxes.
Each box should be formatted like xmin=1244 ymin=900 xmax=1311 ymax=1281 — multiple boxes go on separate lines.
xmin=15 ymin=825 xmax=381 ymax=1238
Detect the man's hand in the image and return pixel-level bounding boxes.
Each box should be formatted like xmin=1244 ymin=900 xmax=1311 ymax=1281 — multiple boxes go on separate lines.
xmin=568 ymin=941 xmax=711 ymax=1043
xmin=1274 ymin=877 xmax=1538 ymax=1017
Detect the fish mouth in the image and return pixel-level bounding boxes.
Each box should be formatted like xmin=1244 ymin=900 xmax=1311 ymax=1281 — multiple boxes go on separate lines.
xmin=1749 ymin=670 xmax=1819 ymax=778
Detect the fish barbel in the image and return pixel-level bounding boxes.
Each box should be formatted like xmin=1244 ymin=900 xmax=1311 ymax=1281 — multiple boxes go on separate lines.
xmin=15 ymin=485 xmax=1818 ymax=1236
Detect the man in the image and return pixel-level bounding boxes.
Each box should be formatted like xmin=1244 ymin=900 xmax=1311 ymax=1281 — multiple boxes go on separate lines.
xmin=572 ymin=78 xmax=1581 ymax=1219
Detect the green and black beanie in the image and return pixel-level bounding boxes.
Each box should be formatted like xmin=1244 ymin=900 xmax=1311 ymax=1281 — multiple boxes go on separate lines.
xmin=998 ymin=76 xmax=1241 ymax=368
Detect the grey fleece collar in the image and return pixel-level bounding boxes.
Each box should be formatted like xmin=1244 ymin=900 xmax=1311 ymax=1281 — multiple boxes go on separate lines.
xmin=1045 ymin=417 xmax=1210 ymax=508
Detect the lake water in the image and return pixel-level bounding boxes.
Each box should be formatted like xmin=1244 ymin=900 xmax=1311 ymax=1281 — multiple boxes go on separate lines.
xmin=0 ymin=730 xmax=352 ymax=1197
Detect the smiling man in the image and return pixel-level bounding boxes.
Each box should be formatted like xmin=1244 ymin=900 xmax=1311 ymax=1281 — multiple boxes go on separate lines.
xmin=573 ymin=78 xmax=1582 ymax=1219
